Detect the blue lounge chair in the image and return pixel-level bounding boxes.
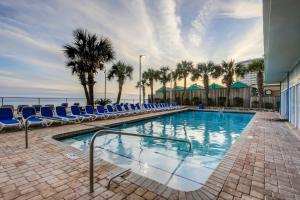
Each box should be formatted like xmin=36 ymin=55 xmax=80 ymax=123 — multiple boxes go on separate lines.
xmin=56 ymin=106 xmax=81 ymax=122
xmin=123 ymin=104 xmax=136 ymax=115
xmin=45 ymin=104 xmax=55 ymax=111
xmin=129 ymin=104 xmax=141 ymax=114
xmin=1 ymin=105 xmax=14 ymax=112
xmin=22 ymin=107 xmax=46 ymax=127
xmin=198 ymin=104 xmax=204 ymax=109
xmin=41 ymin=106 xmax=69 ymax=126
xmin=143 ymin=103 xmax=151 ymax=112
xmin=32 ymin=105 xmax=42 ymax=113
xmin=96 ymin=105 xmax=115 ymax=118
xmin=106 ymin=104 xmax=122 ymax=117
xmin=155 ymin=103 xmax=163 ymax=111
xmin=85 ymin=105 xmax=106 ymax=119
xmin=114 ymin=104 xmax=128 ymax=116
xmin=164 ymin=103 xmax=171 ymax=110
xmin=168 ymin=103 xmax=175 ymax=110
xmin=135 ymin=103 xmax=145 ymax=113
xmin=61 ymin=103 xmax=68 ymax=108
xmin=17 ymin=105 xmax=29 ymax=115
xmin=71 ymin=105 xmax=94 ymax=121
xmin=148 ymin=103 xmax=157 ymax=111
xmin=0 ymin=107 xmax=21 ymax=131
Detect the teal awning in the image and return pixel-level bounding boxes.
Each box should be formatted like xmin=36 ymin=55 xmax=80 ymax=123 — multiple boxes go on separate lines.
xmin=173 ymin=86 xmax=184 ymax=91
xmin=187 ymin=84 xmax=203 ymax=91
xmin=230 ymin=81 xmax=250 ymax=88
xmin=209 ymin=83 xmax=225 ymax=89
xmin=156 ymin=86 xmax=170 ymax=93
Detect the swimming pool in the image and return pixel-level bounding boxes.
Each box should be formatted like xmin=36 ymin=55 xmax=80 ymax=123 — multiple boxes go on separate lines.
xmin=61 ymin=110 xmax=254 ymax=191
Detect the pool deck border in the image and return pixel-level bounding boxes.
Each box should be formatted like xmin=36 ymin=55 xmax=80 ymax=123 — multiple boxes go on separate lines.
xmin=1 ymin=109 xmax=300 ymax=199
xmin=47 ymin=108 xmax=257 ymax=199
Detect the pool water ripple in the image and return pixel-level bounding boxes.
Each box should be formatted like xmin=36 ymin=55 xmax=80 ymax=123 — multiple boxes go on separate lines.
xmin=61 ymin=110 xmax=253 ymax=191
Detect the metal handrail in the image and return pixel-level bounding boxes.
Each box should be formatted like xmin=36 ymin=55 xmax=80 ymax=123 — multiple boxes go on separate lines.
xmin=89 ymin=129 xmax=192 ymax=193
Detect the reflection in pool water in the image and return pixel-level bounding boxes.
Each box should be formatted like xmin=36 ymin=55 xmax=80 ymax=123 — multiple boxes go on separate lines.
xmin=61 ymin=111 xmax=254 ymax=191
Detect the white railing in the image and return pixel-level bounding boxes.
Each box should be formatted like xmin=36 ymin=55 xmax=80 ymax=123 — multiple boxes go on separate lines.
xmin=0 ymin=96 xmax=147 ymax=108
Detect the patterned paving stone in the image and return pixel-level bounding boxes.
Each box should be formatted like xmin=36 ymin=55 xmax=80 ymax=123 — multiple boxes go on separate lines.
xmin=0 ymin=110 xmax=300 ymax=199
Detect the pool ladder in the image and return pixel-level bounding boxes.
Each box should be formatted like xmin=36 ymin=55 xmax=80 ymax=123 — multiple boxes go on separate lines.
xmin=89 ymin=129 xmax=192 ymax=193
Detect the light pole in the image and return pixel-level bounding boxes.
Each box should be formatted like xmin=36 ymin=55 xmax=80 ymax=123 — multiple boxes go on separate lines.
xmin=170 ymin=77 xmax=173 ymax=104
xmin=104 ymin=65 xmax=107 ymax=99
xmin=139 ymin=55 xmax=145 ymax=105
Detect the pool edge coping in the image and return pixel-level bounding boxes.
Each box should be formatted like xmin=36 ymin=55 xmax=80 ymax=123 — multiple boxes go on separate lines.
xmin=44 ymin=108 xmax=257 ymax=199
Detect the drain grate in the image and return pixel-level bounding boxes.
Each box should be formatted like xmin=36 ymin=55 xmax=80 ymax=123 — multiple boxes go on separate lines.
xmin=65 ymin=153 xmax=79 ymax=160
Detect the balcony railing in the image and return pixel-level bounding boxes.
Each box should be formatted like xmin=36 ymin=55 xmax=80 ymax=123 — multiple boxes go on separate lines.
xmin=0 ymin=96 xmax=147 ymax=108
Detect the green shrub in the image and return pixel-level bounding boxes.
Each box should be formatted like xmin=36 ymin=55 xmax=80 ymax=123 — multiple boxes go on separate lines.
xmin=233 ymin=97 xmax=244 ymax=107
xmin=207 ymin=98 xmax=214 ymax=106
xmin=217 ymin=97 xmax=226 ymax=107
xmin=192 ymin=97 xmax=200 ymax=105
xmin=94 ymin=98 xmax=112 ymax=106
xmin=251 ymin=100 xmax=259 ymax=108
xmin=184 ymin=98 xmax=190 ymax=105
xmin=264 ymin=102 xmax=274 ymax=109
xmin=154 ymin=98 xmax=161 ymax=103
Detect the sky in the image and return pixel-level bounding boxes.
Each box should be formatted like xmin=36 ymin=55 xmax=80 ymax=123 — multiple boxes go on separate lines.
xmin=0 ymin=0 xmax=263 ymax=99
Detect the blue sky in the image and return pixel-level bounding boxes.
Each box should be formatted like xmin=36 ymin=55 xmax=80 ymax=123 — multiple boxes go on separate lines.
xmin=0 ymin=0 xmax=263 ymax=98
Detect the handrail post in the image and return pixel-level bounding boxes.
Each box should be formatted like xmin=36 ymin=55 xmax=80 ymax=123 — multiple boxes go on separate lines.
xmin=24 ymin=115 xmax=68 ymax=149
xmin=89 ymin=132 xmax=99 ymax=193
xmin=25 ymin=119 xmax=28 ymax=149
xmin=24 ymin=115 xmax=36 ymax=149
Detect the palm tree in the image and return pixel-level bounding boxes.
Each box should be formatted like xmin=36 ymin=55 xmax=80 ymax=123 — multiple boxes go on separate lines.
xmin=176 ymin=61 xmax=193 ymax=105
xmin=107 ymin=61 xmax=133 ymax=103
xmin=86 ymin=36 xmax=115 ymax=105
xmin=171 ymin=70 xmax=179 ymax=103
xmin=136 ymin=77 xmax=149 ymax=104
xmin=143 ymin=68 xmax=159 ymax=103
xmin=191 ymin=61 xmax=219 ymax=105
xmin=65 ymin=61 xmax=89 ymax=103
xmin=248 ymin=58 xmax=264 ymax=108
xmin=63 ymin=28 xmax=115 ymax=105
xmin=157 ymin=66 xmax=171 ymax=102
xmin=214 ymin=59 xmax=247 ymax=107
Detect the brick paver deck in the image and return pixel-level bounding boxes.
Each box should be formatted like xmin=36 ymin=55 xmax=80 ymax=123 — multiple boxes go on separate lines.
xmin=0 ymin=110 xmax=300 ymax=200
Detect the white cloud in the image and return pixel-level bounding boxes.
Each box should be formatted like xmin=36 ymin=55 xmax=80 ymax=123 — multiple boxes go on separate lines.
xmin=0 ymin=0 xmax=264 ymax=98
xmin=217 ymin=0 xmax=262 ymax=19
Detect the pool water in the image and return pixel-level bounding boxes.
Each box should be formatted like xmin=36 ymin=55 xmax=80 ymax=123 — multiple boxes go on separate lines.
xmin=61 ymin=110 xmax=254 ymax=191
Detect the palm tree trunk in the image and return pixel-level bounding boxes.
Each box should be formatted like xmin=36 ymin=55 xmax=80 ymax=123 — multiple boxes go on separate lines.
xmin=203 ymin=74 xmax=209 ymax=105
xmin=117 ymin=82 xmax=123 ymax=104
xmin=163 ymin=83 xmax=167 ymax=103
xmin=174 ymin=81 xmax=177 ymax=103
xmin=150 ymin=81 xmax=154 ymax=103
xmin=83 ymin=85 xmax=89 ymax=105
xmin=79 ymin=74 xmax=89 ymax=105
xmin=87 ymin=73 xmax=95 ymax=106
xmin=225 ymin=86 xmax=230 ymax=107
xmin=257 ymin=71 xmax=264 ymax=108
xmin=182 ymin=77 xmax=187 ymax=105
xmin=142 ymin=86 xmax=145 ymax=103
